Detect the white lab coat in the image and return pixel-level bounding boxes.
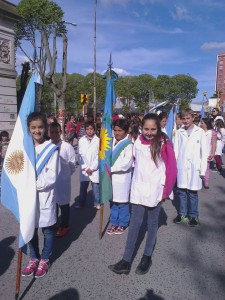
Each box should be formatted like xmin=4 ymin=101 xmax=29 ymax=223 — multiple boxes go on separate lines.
xmin=36 ymin=141 xmax=60 ymax=227
xmin=54 ymin=140 xmax=76 ymax=205
xmin=111 ymin=137 xmax=133 ymax=203
xmin=130 ymin=137 xmax=166 ymax=207
xmin=215 ymin=128 xmax=225 ymax=155
xmin=174 ymin=125 xmax=207 ymax=191
xmin=78 ymin=134 xmax=99 ymax=183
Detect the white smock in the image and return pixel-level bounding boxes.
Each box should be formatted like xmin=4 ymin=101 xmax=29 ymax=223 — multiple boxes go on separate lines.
xmin=111 ymin=137 xmax=133 ymax=203
xmin=78 ymin=134 xmax=100 ymax=183
xmin=130 ymin=137 xmax=166 ymax=207
xmin=54 ymin=140 xmax=76 ymax=205
xmin=36 ymin=140 xmax=60 ymax=227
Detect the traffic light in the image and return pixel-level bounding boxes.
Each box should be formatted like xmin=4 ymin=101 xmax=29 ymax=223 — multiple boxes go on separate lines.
xmin=81 ymin=94 xmax=89 ymax=104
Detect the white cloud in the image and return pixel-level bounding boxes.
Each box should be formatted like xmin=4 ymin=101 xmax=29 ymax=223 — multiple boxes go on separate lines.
xmin=112 ymin=68 xmax=130 ymax=76
xmin=171 ymin=5 xmax=192 ymax=21
xmin=201 ymin=42 xmax=225 ymax=51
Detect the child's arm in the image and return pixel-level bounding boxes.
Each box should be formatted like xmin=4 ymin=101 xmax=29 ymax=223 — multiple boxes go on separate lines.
xmin=111 ymin=144 xmax=133 ymax=173
xmin=36 ymin=150 xmax=60 ymax=192
xmin=200 ymin=131 xmax=208 ymax=177
xmin=67 ymin=144 xmax=76 ymax=175
xmin=78 ymin=138 xmax=88 ymax=170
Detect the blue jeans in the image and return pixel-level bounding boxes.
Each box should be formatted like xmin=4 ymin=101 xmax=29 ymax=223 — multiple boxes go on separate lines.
xmin=110 ymin=202 xmax=130 ymax=227
xmin=79 ymin=181 xmax=100 ymax=206
xmin=123 ymin=202 xmax=162 ymax=262
xmin=177 ymin=188 xmax=199 ymax=218
xmin=29 ymin=227 xmax=55 ymax=260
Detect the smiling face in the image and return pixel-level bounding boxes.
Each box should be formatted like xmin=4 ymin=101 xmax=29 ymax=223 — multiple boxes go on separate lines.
xmin=29 ymin=119 xmax=46 ymax=146
xmin=142 ymin=119 xmax=159 ymax=140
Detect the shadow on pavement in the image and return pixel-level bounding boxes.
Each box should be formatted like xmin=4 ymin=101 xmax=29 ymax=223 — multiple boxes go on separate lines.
xmin=51 ymin=191 xmax=97 ymax=263
xmin=139 ymin=289 xmax=165 ymax=300
xmin=0 ymin=236 xmax=16 ymax=276
xmin=19 ymin=278 xmax=36 ymax=300
xmin=48 ymin=288 xmax=80 ymax=300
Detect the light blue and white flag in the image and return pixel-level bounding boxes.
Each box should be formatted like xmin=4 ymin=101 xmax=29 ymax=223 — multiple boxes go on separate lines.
xmin=0 ymin=71 xmax=39 ymax=249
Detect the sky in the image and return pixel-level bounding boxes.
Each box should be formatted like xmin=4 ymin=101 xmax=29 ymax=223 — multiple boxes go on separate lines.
xmin=10 ymin=0 xmax=225 ymax=102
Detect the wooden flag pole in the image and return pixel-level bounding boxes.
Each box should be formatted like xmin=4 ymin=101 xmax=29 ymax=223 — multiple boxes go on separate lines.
xmin=15 ymin=248 xmax=22 ymax=300
xmin=98 ymin=204 xmax=104 ymax=240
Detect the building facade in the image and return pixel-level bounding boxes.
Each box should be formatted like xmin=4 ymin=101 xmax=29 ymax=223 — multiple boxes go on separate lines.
xmin=216 ymin=52 xmax=225 ymax=108
xmin=0 ymin=0 xmax=20 ymax=135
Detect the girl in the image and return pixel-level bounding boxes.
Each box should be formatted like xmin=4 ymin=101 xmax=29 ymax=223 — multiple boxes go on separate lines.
xmin=109 ymin=113 xmax=177 ymax=275
xmin=22 ymin=112 xmax=59 ymax=279
xmin=158 ymin=112 xmax=168 ymax=134
xmin=65 ymin=114 xmax=77 ymax=145
xmin=106 ymin=119 xmax=133 ymax=235
xmin=200 ymin=118 xmax=217 ymax=188
xmin=214 ymin=119 xmax=225 ymax=173
xmin=128 ymin=121 xmax=140 ymax=143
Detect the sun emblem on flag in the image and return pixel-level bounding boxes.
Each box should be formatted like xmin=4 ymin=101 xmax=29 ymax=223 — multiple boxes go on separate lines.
xmin=99 ymin=127 xmax=111 ymax=160
xmin=5 ymin=150 xmax=24 ymax=174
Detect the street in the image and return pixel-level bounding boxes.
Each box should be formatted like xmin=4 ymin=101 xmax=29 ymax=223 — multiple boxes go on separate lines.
xmin=1 ymin=166 xmax=225 ymax=300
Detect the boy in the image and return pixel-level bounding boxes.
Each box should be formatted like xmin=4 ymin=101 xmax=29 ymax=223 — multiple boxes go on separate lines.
xmin=77 ymin=121 xmax=100 ymax=209
xmin=49 ymin=122 xmax=76 ymax=237
xmin=173 ymin=108 xmax=207 ymax=226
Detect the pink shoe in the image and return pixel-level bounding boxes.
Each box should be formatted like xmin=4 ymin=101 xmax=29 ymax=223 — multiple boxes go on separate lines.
xmin=114 ymin=226 xmax=128 ymax=235
xmin=34 ymin=259 xmax=49 ymax=278
xmin=21 ymin=258 xmax=39 ymax=277
xmin=106 ymin=225 xmax=118 ymax=235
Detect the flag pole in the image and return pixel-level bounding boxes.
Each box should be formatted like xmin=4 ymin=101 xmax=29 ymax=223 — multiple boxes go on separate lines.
xmin=15 ymin=248 xmax=22 ymax=300
xmin=98 ymin=204 xmax=104 ymax=240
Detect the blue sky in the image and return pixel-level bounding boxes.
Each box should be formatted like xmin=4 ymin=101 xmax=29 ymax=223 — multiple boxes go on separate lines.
xmin=10 ymin=0 xmax=225 ymax=102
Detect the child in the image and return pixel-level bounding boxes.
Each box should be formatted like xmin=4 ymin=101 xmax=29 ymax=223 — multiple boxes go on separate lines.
xmin=49 ymin=122 xmax=76 ymax=237
xmin=158 ymin=112 xmax=168 ymax=134
xmin=0 ymin=130 xmax=10 ymax=168
xmin=108 ymin=113 xmax=177 ymax=275
xmin=22 ymin=112 xmax=59 ymax=278
xmin=77 ymin=121 xmax=100 ymax=209
xmin=214 ymin=119 xmax=225 ymax=173
xmin=174 ymin=108 xmax=207 ymax=227
xmin=106 ymin=119 xmax=133 ymax=235
xmin=200 ymin=118 xmax=217 ymax=188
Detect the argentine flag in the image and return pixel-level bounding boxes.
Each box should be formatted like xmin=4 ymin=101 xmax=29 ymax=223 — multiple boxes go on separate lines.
xmin=1 ymin=71 xmax=40 ymax=249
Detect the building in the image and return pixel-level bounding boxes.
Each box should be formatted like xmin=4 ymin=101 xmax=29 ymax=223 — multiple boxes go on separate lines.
xmin=216 ymin=52 xmax=225 ymax=108
xmin=0 ymin=0 xmax=20 ymax=135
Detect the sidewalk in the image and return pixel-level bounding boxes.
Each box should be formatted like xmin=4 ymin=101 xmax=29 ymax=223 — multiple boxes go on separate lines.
xmin=0 ymin=168 xmax=225 ymax=300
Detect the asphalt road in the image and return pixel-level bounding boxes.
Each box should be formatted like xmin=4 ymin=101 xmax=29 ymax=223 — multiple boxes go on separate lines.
xmin=1 ymin=164 xmax=225 ymax=300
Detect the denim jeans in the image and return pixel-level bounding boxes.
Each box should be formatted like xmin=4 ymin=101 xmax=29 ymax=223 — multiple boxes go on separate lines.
xmin=123 ymin=202 xmax=162 ymax=262
xmin=29 ymin=227 xmax=55 ymax=260
xmin=110 ymin=202 xmax=130 ymax=227
xmin=59 ymin=204 xmax=70 ymax=228
xmin=79 ymin=181 xmax=100 ymax=206
xmin=177 ymin=188 xmax=199 ymax=218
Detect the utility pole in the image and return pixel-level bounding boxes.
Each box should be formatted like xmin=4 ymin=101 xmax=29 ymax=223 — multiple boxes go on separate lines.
xmin=93 ymin=0 xmax=97 ymax=121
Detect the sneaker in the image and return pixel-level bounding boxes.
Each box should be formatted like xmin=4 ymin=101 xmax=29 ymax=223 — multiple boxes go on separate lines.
xmin=108 ymin=259 xmax=131 ymax=275
xmin=114 ymin=226 xmax=128 ymax=235
xmin=106 ymin=225 xmax=117 ymax=235
xmin=188 ymin=217 xmax=199 ymax=227
xmin=56 ymin=227 xmax=70 ymax=237
xmin=21 ymin=258 xmax=39 ymax=277
xmin=35 ymin=259 xmax=49 ymax=278
xmin=174 ymin=214 xmax=188 ymax=224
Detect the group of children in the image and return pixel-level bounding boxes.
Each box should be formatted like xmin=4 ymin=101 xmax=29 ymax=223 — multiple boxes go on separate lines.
xmin=2 ymin=107 xmax=224 ymax=279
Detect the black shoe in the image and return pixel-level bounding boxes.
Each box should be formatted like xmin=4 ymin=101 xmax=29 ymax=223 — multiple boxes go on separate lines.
xmin=135 ymin=255 xmax=152 ymax=275
xmin=108 ymin=259 xmax=131 ymax=275
xmin=188 ymin=217 xmax=199 ymax=227
xmin=174 ymin=214 xmax=188 ymax=224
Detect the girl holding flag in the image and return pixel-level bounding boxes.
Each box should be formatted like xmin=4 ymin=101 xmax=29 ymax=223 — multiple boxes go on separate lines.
xmin=22 ymin=112 xmax=60 ymax=279
xmin=109 ymin=113 xmax=177 ymax=275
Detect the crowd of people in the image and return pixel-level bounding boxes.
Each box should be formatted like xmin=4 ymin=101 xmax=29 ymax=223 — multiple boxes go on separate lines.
xmin=1 ymin=106 xmax=225 ymax=278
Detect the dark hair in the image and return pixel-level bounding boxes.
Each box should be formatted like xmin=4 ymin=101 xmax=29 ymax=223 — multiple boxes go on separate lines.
xmin=113 ymin=119 xmax=129 ymax=133
xmin=141 ymin=113 xmax=167 ymax=166
xmin=215 ymin=119 xmax=225 ymax=136
xmin=84 ymin=121 xmax=95 ymax=130
xmin=27 ymin=112 xmax=47 ymax=129
xmin=201 ymin=118 xmax=213 ymax=130
xmin=69 ymin=114 xmax=75 ymax=121
xmin=128 ymin=121 xmax=140 ymax=141
xmin=49 ymin=122 xmax=61 ymax=130
xmin=158 ymin=112 xmax=167 ymax=121
xmin=0 ymin=130 xmax=9 ymax=138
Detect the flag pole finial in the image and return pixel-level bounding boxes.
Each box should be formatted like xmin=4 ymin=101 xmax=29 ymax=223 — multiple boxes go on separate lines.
xmin=108 ymin=53 xmax=113 ymax=71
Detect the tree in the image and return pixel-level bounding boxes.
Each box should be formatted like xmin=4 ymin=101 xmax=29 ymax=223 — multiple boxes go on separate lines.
xmin=15 ymin=0 xmax=68 ymax=116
